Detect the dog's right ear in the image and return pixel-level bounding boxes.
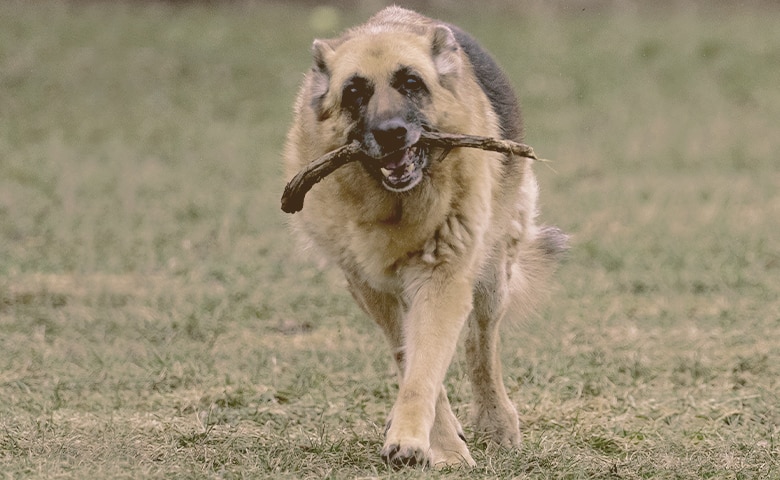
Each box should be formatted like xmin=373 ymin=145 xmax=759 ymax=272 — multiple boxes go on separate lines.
xmin=309 ymin=39 xmax=337 ymax=120
xmin=312 ymin=39 xmax=335 ymax=75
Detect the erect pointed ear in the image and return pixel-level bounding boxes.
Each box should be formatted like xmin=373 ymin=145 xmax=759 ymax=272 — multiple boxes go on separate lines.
xmin=312 ymin=38 xmax=336 ymax=75
xmin=431 ymin=25 xmax=461 ymax=79
xmin=310 ymin=39 xmax=336 ymax=119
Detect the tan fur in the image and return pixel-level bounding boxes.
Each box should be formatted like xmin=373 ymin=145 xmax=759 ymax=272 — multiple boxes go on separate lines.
xmin=283 ymin=7 xmax=564 ymax=468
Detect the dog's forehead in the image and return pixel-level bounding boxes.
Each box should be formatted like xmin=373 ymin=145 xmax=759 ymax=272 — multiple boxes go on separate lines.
xmin=331 ymin=32 xmax=435 ymax=83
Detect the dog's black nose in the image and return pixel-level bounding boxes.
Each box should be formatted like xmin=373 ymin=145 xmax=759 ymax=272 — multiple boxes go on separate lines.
xmin=372 ymin=118 xmax=408 ymax=152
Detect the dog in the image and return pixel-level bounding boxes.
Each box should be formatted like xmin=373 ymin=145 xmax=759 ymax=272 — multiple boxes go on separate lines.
xmin=283 ymin=6 xmax=567 ymax=468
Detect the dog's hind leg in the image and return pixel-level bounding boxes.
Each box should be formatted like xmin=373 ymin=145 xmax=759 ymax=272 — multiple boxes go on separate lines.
xmin=466 ymin=225 xmax=567 ymax=448
xmin=465 ymin=252 xmax=523 ymax=448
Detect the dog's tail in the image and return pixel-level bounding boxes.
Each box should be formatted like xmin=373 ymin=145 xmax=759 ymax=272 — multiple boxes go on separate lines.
xmin=507 ymin=225 xmax=569 ymax=319
xmin=538 ymin=225 xmax=569 ymax=262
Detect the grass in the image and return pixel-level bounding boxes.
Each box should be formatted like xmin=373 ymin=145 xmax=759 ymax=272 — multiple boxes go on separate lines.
xmin=1 ymin=1 xmax=779 ymax=478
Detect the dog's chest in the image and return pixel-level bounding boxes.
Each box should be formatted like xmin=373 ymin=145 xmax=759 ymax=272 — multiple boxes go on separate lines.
xmin=341 ymin=214 xmax=436 ymax=291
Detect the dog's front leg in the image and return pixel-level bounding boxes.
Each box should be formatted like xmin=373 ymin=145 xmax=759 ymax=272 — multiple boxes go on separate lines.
xmin=380 ymin=274 xmax=473 ymax=468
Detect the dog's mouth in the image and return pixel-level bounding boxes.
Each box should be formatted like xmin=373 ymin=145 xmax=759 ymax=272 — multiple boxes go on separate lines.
xmin=362 ymin=145 xmax=428 ymax=193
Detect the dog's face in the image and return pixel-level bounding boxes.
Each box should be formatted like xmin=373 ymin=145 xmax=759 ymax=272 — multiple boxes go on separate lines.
xmin=309 ymin=26 xmax=462 ymax=192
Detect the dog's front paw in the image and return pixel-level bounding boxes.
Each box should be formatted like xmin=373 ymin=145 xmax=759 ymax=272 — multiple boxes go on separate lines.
xmin=381 ymin=420 xmax=431 ymax=468
xmin=429 ymin=432 xmax=475 ymax=469
xmin=381 ymin=441 xmax=430 ymax=468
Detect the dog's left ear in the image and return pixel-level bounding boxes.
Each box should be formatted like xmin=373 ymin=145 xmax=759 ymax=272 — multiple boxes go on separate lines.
xmin=431 ymin=25 xmax=461 ymax=81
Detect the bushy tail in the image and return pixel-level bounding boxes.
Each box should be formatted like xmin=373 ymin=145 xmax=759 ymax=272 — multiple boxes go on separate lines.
xmin=507 ymin=225 xmax=569 ymax=320
xmin=538 ymin=225 xmax=569 ymax=261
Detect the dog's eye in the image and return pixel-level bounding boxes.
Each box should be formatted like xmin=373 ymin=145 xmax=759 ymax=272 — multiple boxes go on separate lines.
xmin=344 ymin=84 xmax=362 ymax=97
xmin=341 ymin=77 xmax=372 ymax=111
xmin=342 ymin=85 xmax=363 ymax=105
xmin=393 ymin=69 xmax=427 ymax=97
xmin=403 ymin=75 xmax=422 ymax=90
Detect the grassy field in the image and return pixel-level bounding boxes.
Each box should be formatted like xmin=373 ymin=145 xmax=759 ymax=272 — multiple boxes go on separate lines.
xmin=1 ymin=1 xmax=779 ymax=478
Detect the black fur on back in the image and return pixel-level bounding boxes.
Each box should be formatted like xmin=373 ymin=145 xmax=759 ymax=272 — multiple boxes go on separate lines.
xmin=447 ymin=24 xmax=523 ymax=141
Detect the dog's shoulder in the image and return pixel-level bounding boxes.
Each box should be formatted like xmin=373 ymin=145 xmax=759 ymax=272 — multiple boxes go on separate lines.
xmin=446 ymin=24 xmax=522 ymax=141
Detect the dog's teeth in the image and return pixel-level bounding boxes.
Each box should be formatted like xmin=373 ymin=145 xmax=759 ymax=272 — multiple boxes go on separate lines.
xmin=406 ymin=163 xmax=415 ymax=173
xmin=380 ymin=167 xmax=392 ymax=178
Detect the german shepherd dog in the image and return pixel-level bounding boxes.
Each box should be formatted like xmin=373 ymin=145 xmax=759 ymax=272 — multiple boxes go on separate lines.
xmin=283 ymin=6 xmax=566 ymax=468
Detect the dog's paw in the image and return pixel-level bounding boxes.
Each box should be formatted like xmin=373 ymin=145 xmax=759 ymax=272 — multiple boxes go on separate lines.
xmin=381 ymin=406 xmax=435 ymax=468
xmin=491 ymin=424 xmax=522 ymax=449
xmin=381 ymin=441 xmax=430 ymax=468
xmin=428 ymin=410 xmax=476 ymax=468
xmin=473 ymin=403 xmax=522 ymax=449
xmin=429 ymin=431 xmax=476 ymax=468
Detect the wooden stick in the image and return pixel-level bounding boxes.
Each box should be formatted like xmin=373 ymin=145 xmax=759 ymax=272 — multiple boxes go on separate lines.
xmin=281 ymin=131 xmax=541 ymax=214
xmin=281 ymin=141 xmax=362 ymax=214
xmin=414 ymin=131 xmax=539 ymax=161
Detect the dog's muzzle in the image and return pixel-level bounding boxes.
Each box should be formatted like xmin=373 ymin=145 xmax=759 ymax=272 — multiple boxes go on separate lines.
xmin=361 ymin=118 xmax=428 ymax=192
xmin=377 ymin=145 xmax=428 ymax=192
xmin=361 ymin=144 xmax=429 ymax=193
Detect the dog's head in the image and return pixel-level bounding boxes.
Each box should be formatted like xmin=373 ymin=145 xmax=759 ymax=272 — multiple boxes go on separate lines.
xmin=307 ymin=8 xmax=463 ymax=192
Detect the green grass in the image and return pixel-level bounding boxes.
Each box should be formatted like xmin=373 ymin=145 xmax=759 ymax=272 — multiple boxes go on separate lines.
xmin=1 ymin=1 xmax=778 ymax=478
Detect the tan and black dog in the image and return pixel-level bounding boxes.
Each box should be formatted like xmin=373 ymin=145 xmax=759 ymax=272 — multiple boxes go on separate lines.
xmin=284 ymin=6 xmax=567 ymax=468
